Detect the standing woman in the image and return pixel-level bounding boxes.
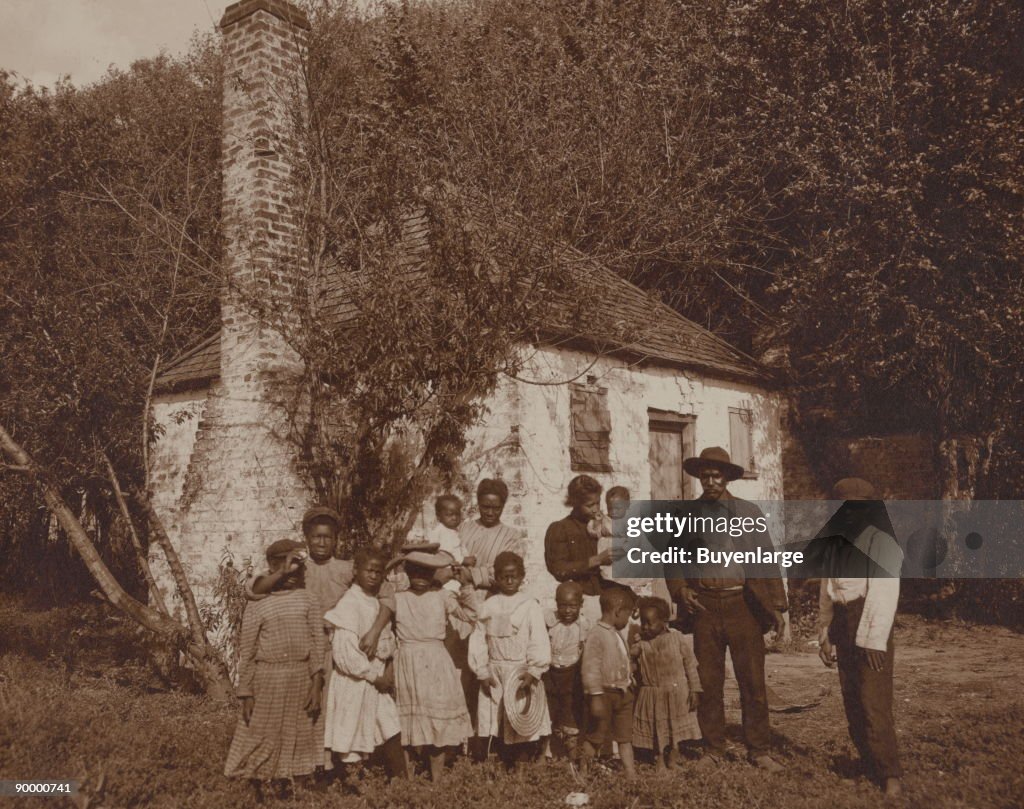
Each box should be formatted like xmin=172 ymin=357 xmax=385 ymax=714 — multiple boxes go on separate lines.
xmin=544 ymin=475 xmax=616 ymax=624
xmin=458 ymin=479 xmax=527 ymax=591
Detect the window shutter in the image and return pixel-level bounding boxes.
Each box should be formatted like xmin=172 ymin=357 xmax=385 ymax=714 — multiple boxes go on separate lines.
xmin=570 ymin=384 xmax=612 ymax=473
xmin=729 ymin=407 xmax=756 ymax=476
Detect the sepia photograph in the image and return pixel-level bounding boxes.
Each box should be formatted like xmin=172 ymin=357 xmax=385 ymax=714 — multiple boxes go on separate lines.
xmin=1 ymin=0 xmax=1021 ymax=807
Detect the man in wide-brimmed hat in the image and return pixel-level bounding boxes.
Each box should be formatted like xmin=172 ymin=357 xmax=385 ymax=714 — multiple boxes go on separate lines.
xmin=667 ymin=447 xmax=788 ymax=772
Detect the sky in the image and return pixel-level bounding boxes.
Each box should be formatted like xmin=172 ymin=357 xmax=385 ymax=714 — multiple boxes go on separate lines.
xmin=0 ymin=0 xmax=231 ymax=88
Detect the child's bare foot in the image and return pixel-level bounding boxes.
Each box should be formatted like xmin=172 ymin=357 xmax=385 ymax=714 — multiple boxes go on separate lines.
xmin=654 ymin=755 xmax=667 ymax=774
xmin=247 ymin=779 xmax=264 ymax=804
xmin=883 ymin=777 xmax=902 ymax=797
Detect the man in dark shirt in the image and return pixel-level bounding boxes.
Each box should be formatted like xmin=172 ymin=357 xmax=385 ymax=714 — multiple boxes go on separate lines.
xmin=667 ymin=447 xmax=787 ymax=772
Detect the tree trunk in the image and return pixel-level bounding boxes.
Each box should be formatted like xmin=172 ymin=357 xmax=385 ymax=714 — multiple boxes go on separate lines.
xmin=135 ymin=491 xmax=222 ymax=656
xmin=936 ymin=430 xmax=973 ymax=608
xmin=0 ymin=424 xmax=232 ymax=698
xmin=103 ymin=452 xmax=170 ymax=617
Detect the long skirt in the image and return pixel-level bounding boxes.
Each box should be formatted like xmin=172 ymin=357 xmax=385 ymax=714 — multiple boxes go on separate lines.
xmin=324 ymin=671 xmax=401 ymax=762
xmin=224 ymin=661 xmax=320 ymax=779
xmin=395 ymin=640 xmax=473 ymax=748
xmin=632 ymin=683 xmax=701 ymax=751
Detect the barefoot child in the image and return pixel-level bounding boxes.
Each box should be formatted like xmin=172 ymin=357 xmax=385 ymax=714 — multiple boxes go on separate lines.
xmin=322 ymin=547 xmax=407 ymax=781
xmin=390 ymin=550 xmax=476 ymax=781
xmin=579 ymin=587 xmax=636 ymax=778
xmin=544 ymin=581 xmax=592 ymax=758
xmin=469 ymin=551 xmax=552 ymax=768
xmin=225 ymin=540 xmax=325 ymax=784
xmin=633 ymin=596 xmax=701 ymax=772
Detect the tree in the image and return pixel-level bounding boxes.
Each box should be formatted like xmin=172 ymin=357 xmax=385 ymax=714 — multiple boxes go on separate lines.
xmin=719 ymin=1 xmax=1024 ymax=506
xmin=257 ymin=4 xmax=621 ymax=543
xmin=0 ymin=42 xmax=231 ymax=692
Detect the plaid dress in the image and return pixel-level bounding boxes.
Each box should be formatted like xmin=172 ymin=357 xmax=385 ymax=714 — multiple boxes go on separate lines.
xmin=633 ymin=629 xmax=702 ymax=750
xmin=224 ymin=588 xmax=325 ymax=779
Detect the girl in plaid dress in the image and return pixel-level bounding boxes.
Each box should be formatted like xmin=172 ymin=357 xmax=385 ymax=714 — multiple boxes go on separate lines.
xmin=632 ymin=597 xmax=702 ymax=772
xmin=225 ymin=540 xmax=325 ymax=784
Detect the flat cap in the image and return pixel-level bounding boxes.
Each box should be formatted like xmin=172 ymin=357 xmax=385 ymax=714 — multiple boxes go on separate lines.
xmin=833 ymin=477 xmax=878 ymax=501
xmin=266 ymin=538 xmax=305 ymax=560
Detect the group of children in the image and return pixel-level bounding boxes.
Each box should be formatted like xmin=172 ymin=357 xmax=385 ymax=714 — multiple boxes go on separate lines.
xmin=224 ymin=491 xmax=702 ymax=793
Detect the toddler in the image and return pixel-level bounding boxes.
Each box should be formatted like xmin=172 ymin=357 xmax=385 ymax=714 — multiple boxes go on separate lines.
xmin=632 ymin=596 xmax=701 ymax=771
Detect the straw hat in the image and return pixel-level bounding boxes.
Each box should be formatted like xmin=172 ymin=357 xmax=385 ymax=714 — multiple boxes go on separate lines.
xmin=501 ymin=664 xmax=547 ymax=738
xmin=683 ymin=446 xmax=745 ymax=481
xmin=385 ymin=549 xmax=455 ymax=572
xmin=399 ymin=541 xmax=441 ymax=554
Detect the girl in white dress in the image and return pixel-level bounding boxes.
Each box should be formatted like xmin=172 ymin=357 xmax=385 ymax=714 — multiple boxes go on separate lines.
xmin=391 ymin=551 xmax=477 ymax=781
xmin=469 ymin=551 xmax=552 ymax=768
xmin=323 ymin=547 xmax=407 ymax=781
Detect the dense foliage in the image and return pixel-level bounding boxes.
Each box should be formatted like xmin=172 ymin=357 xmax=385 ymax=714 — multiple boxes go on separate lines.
xmin=2 ymin=0 xmax=1021 ymax=597
xmin=293 ymin=0 xmax=1023 ymax=522
xmin=0 ymin=43 xmax=222 ymax=596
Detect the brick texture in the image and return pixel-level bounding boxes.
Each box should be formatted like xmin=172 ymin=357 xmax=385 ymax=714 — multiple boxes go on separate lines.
xmin=150 ymin=0 xmax=312 ymax=616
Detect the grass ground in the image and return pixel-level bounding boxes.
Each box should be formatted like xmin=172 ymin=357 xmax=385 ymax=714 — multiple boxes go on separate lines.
xmin=1 ymin=601 xmax=1022 ymax=809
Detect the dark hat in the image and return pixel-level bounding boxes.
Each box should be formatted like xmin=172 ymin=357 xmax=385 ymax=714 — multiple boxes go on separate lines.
xmin=833 ymin=477 xmax=877 ymax=501
xmin=301 ymin=505 xmax=341 ymax=534
xmin=266 ymin=538 xmax=305 ymax=560
xmin=400 ymin=541 xmax=441 ymax=554
xmin=683 ymin=447 xmax=745 ymax=481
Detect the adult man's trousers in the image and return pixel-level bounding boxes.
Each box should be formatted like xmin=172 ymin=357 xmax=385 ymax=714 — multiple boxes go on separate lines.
xmin=692 ymin=588 xmax=771 ymax=758
xmin=830 ymin=598 xmax=901 ymax=779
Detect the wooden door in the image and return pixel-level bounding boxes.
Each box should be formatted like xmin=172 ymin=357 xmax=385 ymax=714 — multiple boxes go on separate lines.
xmin=648 ymin=411 xmax=695 ymax=501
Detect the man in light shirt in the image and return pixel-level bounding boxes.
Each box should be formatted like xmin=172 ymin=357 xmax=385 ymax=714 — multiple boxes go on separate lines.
xmin=817 ymin=478 xmax=903 ymax=798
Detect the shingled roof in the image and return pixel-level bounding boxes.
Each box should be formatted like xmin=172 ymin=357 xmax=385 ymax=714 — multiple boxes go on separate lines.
xmin=154 ymin=213 xmax=770 ymax=393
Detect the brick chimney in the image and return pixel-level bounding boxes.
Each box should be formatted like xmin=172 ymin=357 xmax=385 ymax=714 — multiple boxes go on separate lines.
xmin=220 ymin=0 xmax=310 ymax=346
xmin=158 ymin=0 xmax=313 ymax=605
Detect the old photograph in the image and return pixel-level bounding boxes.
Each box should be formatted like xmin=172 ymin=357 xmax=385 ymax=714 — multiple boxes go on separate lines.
xmin=1 ymin=0 xmax=1022 ymax=807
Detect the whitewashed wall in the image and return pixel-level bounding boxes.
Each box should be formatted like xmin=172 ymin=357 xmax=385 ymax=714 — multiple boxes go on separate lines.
xmin=152 ymin=343 xmax=782 ymax=613
xmin=415 ymin=344 xmax=785 ymax=606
